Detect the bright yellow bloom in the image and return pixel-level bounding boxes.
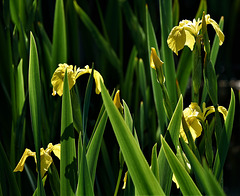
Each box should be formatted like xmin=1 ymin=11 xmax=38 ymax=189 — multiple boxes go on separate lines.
xmin=150 ymin=47 xmax=165 ymax=84
xmin=181 ymin=102 xmax=227 ymax=143
xmin=51 ymin=63 xmax=104 ymax=96
xmin=167 ymin=14 xmax=224 ymax=55
xmin=14 ymin=143 xmax=60 ymax=177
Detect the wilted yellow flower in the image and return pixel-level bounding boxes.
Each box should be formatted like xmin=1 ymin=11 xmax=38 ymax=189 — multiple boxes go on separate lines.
xmin=181 ymin=102 xmax=227 ymax=143
xmin=14 ymin=143 xmax=60 ymax=177
xmin=51 ymin=64 xmax=104 ymax=96
xmin=150 ymin=47 xmax=165 ymax=84
xmin=167 ymin=14 xmax=224 ymax=55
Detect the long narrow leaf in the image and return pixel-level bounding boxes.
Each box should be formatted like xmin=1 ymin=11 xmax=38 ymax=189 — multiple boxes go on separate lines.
xmin=213 ymin=89 xmax=235 ymax=180
xmin=158 ymin=95 xmax=183 ymax=194
xmin=28 ymin=32 xmax=45 ymax=196
xmin=146 ymin=6 xmax=166 ymax=133
xmin=180 ymin=137 xmax=226 ymax=196
xmin=159 ymin=0 xmax=177 ymax=105
xmin=100 ymin=81 xmax=165 ymax=195
xmin=76 ymin=134 xmax=94 ymax=196
xmin=60 ymin=71 xmax=77 ymax=196
xmin=52 ymin=0 xmax=67 ymax=74
xmin=86 ymin=110 xmax=108 ymax=182
xmin=161 ymin=136 xmax=202 ymax=195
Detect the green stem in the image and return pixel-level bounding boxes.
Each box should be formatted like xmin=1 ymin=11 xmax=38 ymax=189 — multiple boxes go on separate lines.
xmin=114 ymin=166 xmax=123 ymax=196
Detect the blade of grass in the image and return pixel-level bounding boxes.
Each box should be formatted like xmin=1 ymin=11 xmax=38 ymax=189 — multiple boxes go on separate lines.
xmin=158 ymin=95 xmax=183 ymax=194
xmin=52 ymin=0 xmax=67 ymax=75
xmin=146 ymin=6 xmax=167 ymax=133
xmin=76 ymin=133 xmax=94 ymax=196
xmin=60 ymin=71 xmax=77 ymax=196
xmin=28 ymin=32 xmax=45 ymax=196
xmin=122 ymin=46 xmax=138 ymax=104
xmin=213 ymin=89 xmax=235 ymax=180
xmin=161 ymin=136 xmax=202 ymax=195
xmin=86 ymin=110 xmax=108 ymax=182
xmin=159 ymin=0 xmax=177 ymax=106
xmin=151 ymin=143 xmax=159 ymax=181
xmin=176 ymin=48 xmax=193 ymax=95
xmin=100 ymin=81 xmax=165 ymax=195
xmin=195 ymin=0 xmax=207 ymax=19
xmin=201 ymin=17 xmax=224 ymax=104
xmin=180 ymin=137 xmax=226 ymax=196
xmin=0 ymin=142 xmax=20 ymax=196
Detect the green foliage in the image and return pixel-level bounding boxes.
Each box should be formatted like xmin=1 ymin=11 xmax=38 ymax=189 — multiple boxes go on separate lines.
xmin=0 ymin=0 xmax=236 ymax=195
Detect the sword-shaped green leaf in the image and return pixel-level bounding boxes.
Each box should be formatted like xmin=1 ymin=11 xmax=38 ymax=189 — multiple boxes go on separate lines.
xmin=100 ymin=81 xmax=165 ymax=195
xmin=161 ymin=136 xmax=202 ymax=195
xmin=28 ymin=32 xmax=45 ymax=196
xmin=60 ymin=71 xmax=77 ymax=196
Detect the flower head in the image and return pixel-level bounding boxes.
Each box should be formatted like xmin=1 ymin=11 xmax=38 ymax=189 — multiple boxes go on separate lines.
xmin=181 ymin=102 xmax=227 ymax=143
xmin=51 ymin=64 xmax=104 ymax=96
xmin=167 ymin=14 xmax=224 ymax=55
xmin=14 ymin=143 xmax=60 ymax=177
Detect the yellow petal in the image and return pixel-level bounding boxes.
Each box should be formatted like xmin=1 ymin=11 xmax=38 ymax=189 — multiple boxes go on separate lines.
xmin=51 ymin=63 xmax=76 ymax=96
xmin=184 ymin=30 xmax=196 ymax=51
xmin=14 ymin=149 xmax=36 ymax=172
xmin=167 ymin=26 xmax=186 ymax=55
xmin=113 ymin=90 xmax=123 ymax=114
xmin=205 ymin=14 xmax=224 ymax=45
xmin=187 ymin=116 xmax=202 ymax=140
xmin=150 ymin=48 xmax=163 ymax=70
xmin=204 ymin=106 xmax=215 ymax=119
xmin=172 ymin=174 xmax=180 ymax=189
xmin=52 ymin=144 xmax=61 ymax=160
xmin=180 ymin=124 xmax=188 ymax=143
xmin=122 ymin=171 xmax=128 ymax=189
xmin=150 ymin=48 xmax=165 ymax=84
xmin=40 ymin=148 xmax=53 ymax=177
xmin=76 ymin=65 xmax=104 ymax=94
xmin=218 ymin=106 xmax=228 ymax=120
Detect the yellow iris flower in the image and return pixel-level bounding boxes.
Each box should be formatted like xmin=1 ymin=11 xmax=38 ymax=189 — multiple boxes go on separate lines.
xmin=51 ymin=63 xmax=104 ymax=96
xmin=14 ymin=143 xmax=60 ymax=177
xmin=181 ymin=102 xmax=227 ymax=143
xmin=167 ymin=14 xmax=224 ymax=55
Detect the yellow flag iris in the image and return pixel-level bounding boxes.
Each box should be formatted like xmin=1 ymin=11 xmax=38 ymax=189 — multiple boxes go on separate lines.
xmin=51 ymin=63 xmax=104 ymax=96
xmin=14 ymin=143 xmax=60 ymax=177
xmin=181 ymin=102 xmax=227 ymax=143
xmin=167 ymin=14 xmax=224 ymax=55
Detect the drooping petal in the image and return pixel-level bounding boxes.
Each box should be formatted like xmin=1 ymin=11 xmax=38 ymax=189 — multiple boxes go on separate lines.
xmin=167 ymin=26 xmax=186 ymax=55
xmin=184 ymin=30 xmax=196 ymax=51
xmin=52 ymin=144 xmax=61 ymax=160
xmin=40 ymin=148 xmax=53 ymax=177
xmin=205 ymin=14 xmax=224 ymax=45
xmin=13 ymin=149 xmax=36 ymax=172
xmin=187 ymin=116 xmax=202 ymax=140
xmin=51 ymin=63 xmax=76 ymax=96
xmin=204 ymin=106 xmax=215 ymax=119
xmin=76 ymin=65 xmax=104 ymax=94
xmin=218 ymin=106 xmax=228 ymax=120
